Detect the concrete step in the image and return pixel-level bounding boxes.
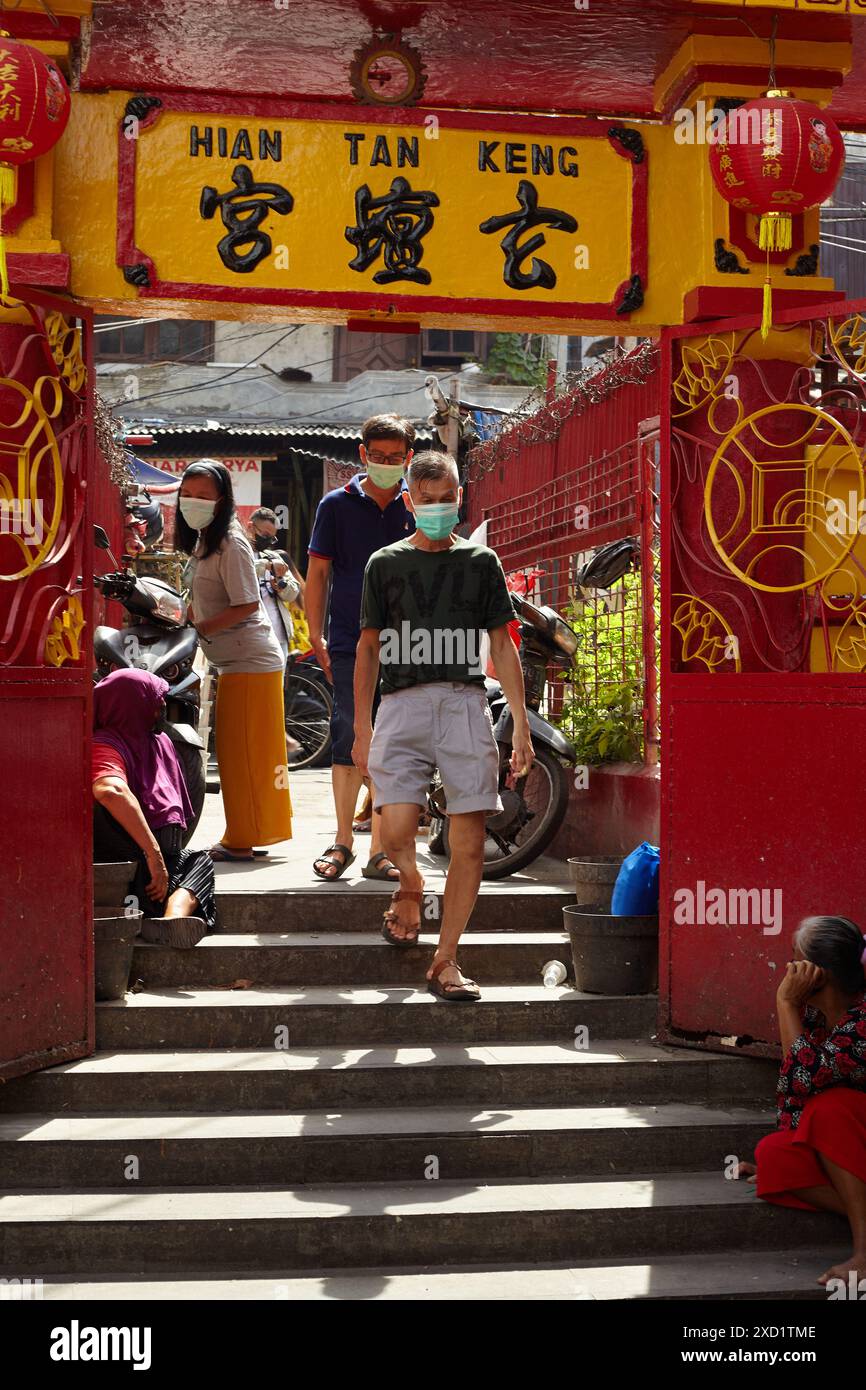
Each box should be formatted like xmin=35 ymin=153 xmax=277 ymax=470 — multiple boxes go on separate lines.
xmin=130 ymin=932 xmax=575 ymax=988
xmin=94 ymin=985 xmax=658 ymax=1050
xmin=213 ymin=889 xmax=571 ymax=934
xmin=0 ymin=1103 xmax=773 ymax=1187
xmin=0 ymin=1041 xmax=777 ymax=1114
xmin=0 ymin=1173 xmax=841 ymax=1274
xmin=32 ymin=1247 xmax=850 ymax=1300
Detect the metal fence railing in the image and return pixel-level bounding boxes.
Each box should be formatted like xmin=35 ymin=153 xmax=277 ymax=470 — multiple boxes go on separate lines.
xmin=486 ymin=426 xmax=660 ymax=766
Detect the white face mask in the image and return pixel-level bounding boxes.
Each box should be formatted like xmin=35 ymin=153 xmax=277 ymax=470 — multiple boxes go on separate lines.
xmin=179 ymin=496 xmax=218 ymax=530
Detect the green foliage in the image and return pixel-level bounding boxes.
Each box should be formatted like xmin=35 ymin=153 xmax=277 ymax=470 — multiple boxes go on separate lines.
xmin=556 ymin=571 xmax=645 ymax=765
xmin=484 ymin=333 xmax=549 ymax=386
xmin=562 ymin=677 xmax=644 ymax=764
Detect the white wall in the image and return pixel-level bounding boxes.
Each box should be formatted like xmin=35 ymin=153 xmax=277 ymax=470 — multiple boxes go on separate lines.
xmin=212 ymin=321 xmax=334 ymax=381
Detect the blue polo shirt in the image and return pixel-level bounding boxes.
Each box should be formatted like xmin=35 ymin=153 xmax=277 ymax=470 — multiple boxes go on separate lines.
xmin=308 ymin=473 xmax=415 ymax=656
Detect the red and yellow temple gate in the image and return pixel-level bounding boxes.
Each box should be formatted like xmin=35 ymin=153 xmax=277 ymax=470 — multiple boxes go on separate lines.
xmin=6 ymin=0 xmax=866 ymax=1074
xmin=661 ymin=303 xmax=866 ymax=1052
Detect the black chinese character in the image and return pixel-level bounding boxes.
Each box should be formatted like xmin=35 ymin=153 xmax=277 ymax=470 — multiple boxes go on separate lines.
xmin=345 ymin=176 xmax=439 ymax=284
xmin=479 ymin=179 xmax=577 ymax=290
xmin=200 ymin=164 xmax=294 ymax=274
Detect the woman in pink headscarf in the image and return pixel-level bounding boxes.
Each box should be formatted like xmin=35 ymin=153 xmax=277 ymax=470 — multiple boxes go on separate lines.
xmin=92 ymin=669 xmax=216 ymax=947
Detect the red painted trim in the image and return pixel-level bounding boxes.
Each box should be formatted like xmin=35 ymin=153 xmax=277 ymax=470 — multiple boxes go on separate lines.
xmin=774 ymin=291 xmax=866 ymax=323
xmin=83 ymin=305 xmax=96 ymax=1059
xmin=115 ymin=98 xmax=161 ymax=285
xmin=728 ymin=207 xmax=806 ymax=268
xmin=0 ymin=13 xmax=79 ymax=40
xmin=682 ymin=284 xmax=844 ymax=322
xmin=142 ymin=279 xmax=630 ymax=319
xmin=8 ymin=253 xmax=70 ymax=288
xmin=4 ymin=164 xmax=35 ymax=236
xmin=116 ymin=97 xmax=648 ymax=321
xmin=668 ymin=292 xmax=866 ymax=344
xmin=117 ymin=92 xmax=633 ymax=135
xmin=658 ymin=325 xmax=674 ymax=1041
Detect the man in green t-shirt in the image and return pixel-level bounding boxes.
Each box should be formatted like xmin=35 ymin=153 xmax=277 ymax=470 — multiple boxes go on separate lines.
xmin=353 ymin=450 xmax=534 ymax=1002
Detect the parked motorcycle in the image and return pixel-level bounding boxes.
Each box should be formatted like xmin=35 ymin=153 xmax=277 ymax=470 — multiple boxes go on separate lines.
xmin=427 ymin=593 xmax=578 ymax=879
xmin=92 ymin=524 xmax=206 ymax=844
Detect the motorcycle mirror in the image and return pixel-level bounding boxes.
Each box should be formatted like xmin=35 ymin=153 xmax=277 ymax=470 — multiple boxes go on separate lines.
xmin=93 ymin=525 xmax=111 ymax=550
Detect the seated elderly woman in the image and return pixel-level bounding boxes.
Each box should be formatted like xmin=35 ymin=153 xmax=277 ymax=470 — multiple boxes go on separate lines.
xmin=738 ymin=915 xmax=866 ymax=1287
xmin=92 ymin=669 xmax=216 ymax=947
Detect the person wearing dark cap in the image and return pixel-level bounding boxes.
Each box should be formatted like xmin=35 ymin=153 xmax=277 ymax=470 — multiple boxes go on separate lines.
xmin=176 ymin=460 xmax=292 ymax=861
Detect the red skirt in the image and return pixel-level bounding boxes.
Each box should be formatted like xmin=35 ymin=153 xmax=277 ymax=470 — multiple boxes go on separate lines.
xmin=756 ymin=1087 xmax=866 ymax=1210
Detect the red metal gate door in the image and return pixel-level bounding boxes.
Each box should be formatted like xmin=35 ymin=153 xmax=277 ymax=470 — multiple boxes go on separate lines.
xmin=0 ymin=294 xmax=94 ymax=1080
xmin=660 ymin=300 xmax=866 ymax=1055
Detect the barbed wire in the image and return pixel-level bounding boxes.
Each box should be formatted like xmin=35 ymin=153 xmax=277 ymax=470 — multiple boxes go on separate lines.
xmin=465 ymin=339 xmax=660 ymax=482
xmin=94 ymin=392 xmax=136 ymax=495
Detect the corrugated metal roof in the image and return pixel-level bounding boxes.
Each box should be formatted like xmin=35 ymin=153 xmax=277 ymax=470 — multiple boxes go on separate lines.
xmin=135 ymin=420 xmax=433 ymax=439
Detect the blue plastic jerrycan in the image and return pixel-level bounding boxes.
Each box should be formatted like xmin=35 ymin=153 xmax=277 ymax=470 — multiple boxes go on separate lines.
xmin=611 ymin=842 xmax=660 ymax=916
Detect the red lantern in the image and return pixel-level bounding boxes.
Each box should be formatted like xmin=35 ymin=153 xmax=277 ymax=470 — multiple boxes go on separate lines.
xmin=708 ymin=92 xmax=844 ymax=335
xmin=0 ymin=32 xmax=71 ymax=298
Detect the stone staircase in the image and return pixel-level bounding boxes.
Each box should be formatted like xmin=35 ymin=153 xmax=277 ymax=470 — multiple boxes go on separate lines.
xmin=0 ymin=886 xmax=848 ymax=1299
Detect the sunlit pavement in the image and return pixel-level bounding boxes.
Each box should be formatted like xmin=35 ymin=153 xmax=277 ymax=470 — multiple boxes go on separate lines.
xmin=189 ymin=766 xmax=572 ymax=897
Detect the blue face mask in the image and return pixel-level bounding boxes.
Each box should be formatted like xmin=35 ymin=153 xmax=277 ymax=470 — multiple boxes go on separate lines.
xmin=413 ymin=501 xmax=459 ymax=540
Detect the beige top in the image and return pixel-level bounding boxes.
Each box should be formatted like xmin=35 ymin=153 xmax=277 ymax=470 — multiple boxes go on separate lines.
xmin=190 ymin=523 xmax=284 ymax=674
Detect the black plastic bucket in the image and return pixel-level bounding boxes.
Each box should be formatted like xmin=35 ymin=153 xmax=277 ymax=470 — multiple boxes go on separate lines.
xmin=94 ymin=912 xmax=142 ymax=1001
xmin=93 ymin=861 xmax=137 ymax=918
xmin=563 ymin=901 xmax=658 ymax=995
xmin=567 ymin=855 xmax=623 ymax=910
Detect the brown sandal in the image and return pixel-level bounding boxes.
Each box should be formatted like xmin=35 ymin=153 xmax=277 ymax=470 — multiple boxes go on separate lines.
xmin=382 ymin=889 xmax=423 ymax=946
xmin=427 ymin=957 xmax=481 ymax=1003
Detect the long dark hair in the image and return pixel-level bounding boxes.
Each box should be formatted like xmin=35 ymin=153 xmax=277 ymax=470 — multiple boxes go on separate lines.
xmin=174 ymin=460 xmax=236 ymax=558
xmin=795 ymin=915 xmax=866 ymax=995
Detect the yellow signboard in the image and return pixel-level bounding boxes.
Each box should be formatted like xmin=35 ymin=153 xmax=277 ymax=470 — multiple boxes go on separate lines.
xmin=117 ymin=100 xmax=646 ymax=324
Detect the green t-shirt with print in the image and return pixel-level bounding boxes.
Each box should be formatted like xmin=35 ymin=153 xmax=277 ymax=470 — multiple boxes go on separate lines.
xmin=360 ymin=537 xmax=515 ymax=695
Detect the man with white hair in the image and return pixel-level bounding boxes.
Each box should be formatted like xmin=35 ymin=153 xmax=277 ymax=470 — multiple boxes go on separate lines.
xmin=353 ymin=450 xmax=534 ymax=1002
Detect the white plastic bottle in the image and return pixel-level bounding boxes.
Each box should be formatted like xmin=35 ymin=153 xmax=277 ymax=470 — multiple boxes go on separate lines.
xmin=542 ymin=960 xmax=567 ymax=989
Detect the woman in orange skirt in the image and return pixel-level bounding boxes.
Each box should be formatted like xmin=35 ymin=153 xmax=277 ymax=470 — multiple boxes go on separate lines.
xmin=176 ymin=460 xmax=292 ymax=859
xmin=739 ymin=915 xmax=866 ymax=1288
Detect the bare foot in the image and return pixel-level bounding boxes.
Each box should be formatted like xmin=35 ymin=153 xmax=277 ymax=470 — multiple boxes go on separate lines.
xmin=734 ymin=1161 xmax=757 ymax=1183
xmin=818 ymin=1252 xmax=866 ymax=1287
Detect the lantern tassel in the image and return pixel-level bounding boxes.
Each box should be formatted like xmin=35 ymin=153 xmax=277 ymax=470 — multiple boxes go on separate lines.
xmin=759 ymin=211 xmax=792 ymax=252
xmin=0 ymin=164 xmax=15 ymax=303
xmin=762 ymin=276 xmax=773 ymax=341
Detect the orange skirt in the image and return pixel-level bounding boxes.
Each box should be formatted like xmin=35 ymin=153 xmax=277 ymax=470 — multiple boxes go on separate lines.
xmin=215 ymin=670 xmax=293 ymax=849
xmin=755 ymin=1087 xmax=866 ymax=1210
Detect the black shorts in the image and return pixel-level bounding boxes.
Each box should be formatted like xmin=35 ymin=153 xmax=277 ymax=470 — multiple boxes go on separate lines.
xmin=330 ymin=651 xmax=381 ymax=766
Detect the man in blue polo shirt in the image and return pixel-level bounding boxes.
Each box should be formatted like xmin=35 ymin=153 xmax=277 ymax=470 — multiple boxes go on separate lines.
xmin=307 ymin=413 xmax=415 ymax=881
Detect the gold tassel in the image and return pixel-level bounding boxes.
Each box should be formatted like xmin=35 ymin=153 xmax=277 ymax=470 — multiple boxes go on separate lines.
xmin=762 ymin=276 xmax=773 ymax=341
xmin=0 ymin=164 xmax=15 ymax=303
xmin=759 ymin=210 xmax=792 ymax=252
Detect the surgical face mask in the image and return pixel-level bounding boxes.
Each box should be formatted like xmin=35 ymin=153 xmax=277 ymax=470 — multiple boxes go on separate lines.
xmin=413 ymin=501 xmax=459 ymax=540
xmin=366 ymin=460 xmax=406 ymax=489
xmin=179 ymin=496 xmax=218 ymax=530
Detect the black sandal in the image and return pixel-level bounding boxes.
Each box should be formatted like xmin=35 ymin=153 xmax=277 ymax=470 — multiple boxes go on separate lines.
xmin=382 ymin=889 xmax=423 ymax=946
xmin=313 ymin=843 xmax=355 ymax=880
xmin=362 ymin=852 xmax=400 ymax=882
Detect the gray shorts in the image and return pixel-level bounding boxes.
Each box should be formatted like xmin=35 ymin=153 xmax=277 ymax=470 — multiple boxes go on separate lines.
xmin=368 ymin=682 xmax=503 ymax=817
